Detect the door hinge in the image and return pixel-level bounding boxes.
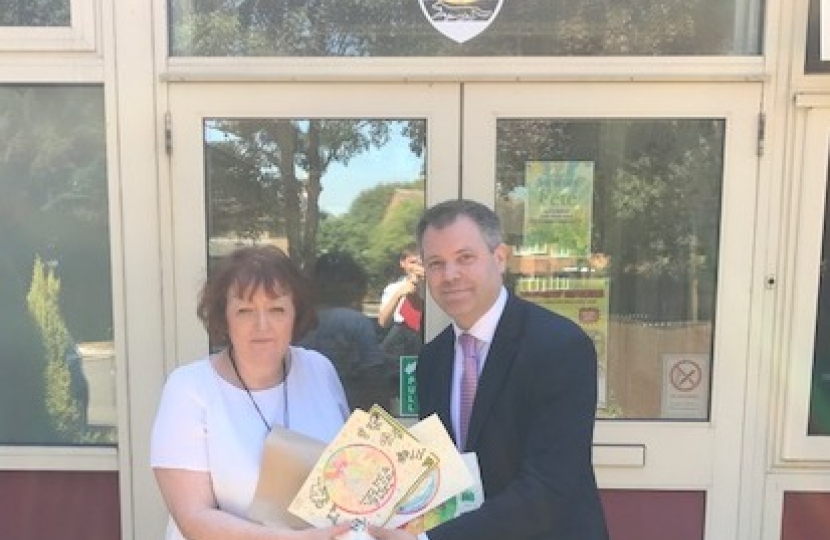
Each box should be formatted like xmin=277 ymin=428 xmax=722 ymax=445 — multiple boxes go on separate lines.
xmin=164 ymin=111 xmax=172 ymax=156
xmin=757 ymin=112 xmax=766 ymax=157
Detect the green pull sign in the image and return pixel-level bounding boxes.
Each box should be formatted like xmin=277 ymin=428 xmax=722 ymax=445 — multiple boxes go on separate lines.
xmin=399 ymin=355 xmax=419 ymax=417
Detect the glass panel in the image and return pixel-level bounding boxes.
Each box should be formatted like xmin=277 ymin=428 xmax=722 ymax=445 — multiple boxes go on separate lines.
xmin=494 ymin=119 xmax=724 ymax=420
xmin=808 ymin=151 xmax=830 ymax=435
xmin=0 ymin=86 xmax=115 ymax=445
xmin=204 ymin=118 xmax=426 ymax=414
xmin=170 ymin=0 xmax=761 ymax=57
xmin=0 ymin=0 xmax=70 ymax=26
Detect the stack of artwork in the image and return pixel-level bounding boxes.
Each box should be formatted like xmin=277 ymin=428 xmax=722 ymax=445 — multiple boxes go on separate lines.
xmin=250 ymin=405 xmax=482 ymax=537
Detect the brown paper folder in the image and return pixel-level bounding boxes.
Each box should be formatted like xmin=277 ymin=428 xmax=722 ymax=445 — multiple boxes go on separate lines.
xmin=248 ymin=425 xmax=326 ymax=530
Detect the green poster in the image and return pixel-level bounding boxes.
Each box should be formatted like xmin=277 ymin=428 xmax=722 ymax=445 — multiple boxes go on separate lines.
xmin=524 ymin=161 xmax=594 ymax=258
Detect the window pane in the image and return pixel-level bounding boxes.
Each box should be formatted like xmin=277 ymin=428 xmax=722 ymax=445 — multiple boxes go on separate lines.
xmin=0 ymin=86 xmax=115 ymax=445
xmin=809 ymin=153 xmax=830 ymax=435
xmin=204 ymin=118 xmax=426 ymax=415
xmin=0 ymin=0 xmax=70 ymax=26
xmin=494 ymin=119 xmax=724 ymax=420
xmin=170 ymin=0 xmax=761 ymax=57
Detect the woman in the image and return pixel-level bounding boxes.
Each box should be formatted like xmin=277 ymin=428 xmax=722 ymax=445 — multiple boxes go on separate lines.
xmin=151 ymin=245 xmax=352 ymax=540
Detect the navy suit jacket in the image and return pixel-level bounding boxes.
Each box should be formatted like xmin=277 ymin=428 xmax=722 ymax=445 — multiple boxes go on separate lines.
xmin=416 ymin=293 xmax=609 ymax=540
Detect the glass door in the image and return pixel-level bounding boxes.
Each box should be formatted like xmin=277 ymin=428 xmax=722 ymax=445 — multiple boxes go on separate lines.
xmin=166 ymin=81 xmax=762 ymax=539
xmin=464 ymin=82 xmax=762 ymax=538
xmin=166 ymin=82 xmax=460 ymax=413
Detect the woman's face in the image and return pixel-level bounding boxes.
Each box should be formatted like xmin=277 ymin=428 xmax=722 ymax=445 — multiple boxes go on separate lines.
xmin=225 ymin=283 xmax=295 ymax=365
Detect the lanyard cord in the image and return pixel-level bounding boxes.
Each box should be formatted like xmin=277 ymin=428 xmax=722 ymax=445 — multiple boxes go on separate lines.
xmin=227 ymin=345 xmax=290 ymax=432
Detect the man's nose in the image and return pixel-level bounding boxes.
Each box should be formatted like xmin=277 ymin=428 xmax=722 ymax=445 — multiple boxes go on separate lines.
xmin=443 ymin=261 xmax=461 ymax=280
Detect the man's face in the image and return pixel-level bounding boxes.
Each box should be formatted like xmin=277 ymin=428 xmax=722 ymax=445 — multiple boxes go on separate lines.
xmin=420 ymin=216 xmax=506 ymax=330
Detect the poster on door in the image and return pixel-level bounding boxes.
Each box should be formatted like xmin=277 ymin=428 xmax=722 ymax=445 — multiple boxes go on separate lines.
xmin=523 ymin=161 xmax=594 ymax=259
xmin=660 ymin=353 xmax=711 ymax=419
xmin=518 ymin=278 xmax=609 ymax=408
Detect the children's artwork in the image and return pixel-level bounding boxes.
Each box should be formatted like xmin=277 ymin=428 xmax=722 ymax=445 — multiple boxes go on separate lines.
xmin=401 ymin=452 xmax=483 ymax=535
xmin=288 ymin=406 xmax=440 ymax=528
xmin=385 ymin=414 xmax=475 ymax=529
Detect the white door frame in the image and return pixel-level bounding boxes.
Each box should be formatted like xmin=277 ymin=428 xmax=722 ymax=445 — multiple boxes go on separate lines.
xmin=463 ymin=82 xmax=762 ymax=539
xmin=160 ymin=81 xmax=762 ymax=540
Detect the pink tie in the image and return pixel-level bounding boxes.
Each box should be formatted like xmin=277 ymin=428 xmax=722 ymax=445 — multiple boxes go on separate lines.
xmin=459 ymin=333 xmax=479 ymax=450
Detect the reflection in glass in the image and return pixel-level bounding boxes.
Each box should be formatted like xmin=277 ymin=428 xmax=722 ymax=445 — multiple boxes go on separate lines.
xmin=0 ymin=0 xmax=70 ymax=26
xmin=495 ymin=119 xmax=724 ymax=420
xmin=0 ymin=86 xmax=115 ymax=445
xmin=808 ymin=157 xmax=830 ymax=435
xmin=204 ymin=118 xmax=426 ymax=413
xmin=169 ymin=0 xmax=761 ymax=57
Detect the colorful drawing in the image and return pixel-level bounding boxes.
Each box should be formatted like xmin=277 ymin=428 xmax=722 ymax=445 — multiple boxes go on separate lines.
xmin=289 ymin=407 xmax=439 ymax=527
xmin=323 ymin=444 xmax=397 ymax=514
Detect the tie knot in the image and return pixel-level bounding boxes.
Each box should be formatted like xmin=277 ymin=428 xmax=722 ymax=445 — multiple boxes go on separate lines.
xmin=459 ymin=333 xmax=477 ymax=358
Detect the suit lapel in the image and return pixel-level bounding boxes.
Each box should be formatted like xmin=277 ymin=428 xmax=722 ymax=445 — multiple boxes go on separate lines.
xmin=466 ymin=294 xmax=525 ymax=449
xmin=426 ymin=327 xmax=455 ymax=437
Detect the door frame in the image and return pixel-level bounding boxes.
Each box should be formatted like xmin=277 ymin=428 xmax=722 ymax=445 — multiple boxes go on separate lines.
xmin=463 ymin=82 xmax=763 ymax=539
xmin=160 ymin=80 xmax=764 ymax=540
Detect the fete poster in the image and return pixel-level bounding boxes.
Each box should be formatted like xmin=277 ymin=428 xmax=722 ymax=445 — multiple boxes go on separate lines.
xmin=523 ymin=160 xmax=594 ymax=259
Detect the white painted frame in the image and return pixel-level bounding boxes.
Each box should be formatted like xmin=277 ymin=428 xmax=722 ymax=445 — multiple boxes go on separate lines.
xmin=0 ymin=0 xmax=97 ymax=52
xmin=761 ymin=472 xmax=830 ymax=540
xmin=781 ymin=101 xmax=830 ymax=461
xmin=463 ymin=82 xmax=763 ymax=540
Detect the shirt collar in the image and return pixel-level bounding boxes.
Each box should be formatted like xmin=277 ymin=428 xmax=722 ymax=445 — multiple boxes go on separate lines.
xmin=454 ymin=286 xmax=508 ymax=345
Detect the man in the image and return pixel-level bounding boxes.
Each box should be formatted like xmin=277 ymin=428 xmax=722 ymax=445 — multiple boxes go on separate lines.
xmin=371 ymin=199 xmax=608 ymax=540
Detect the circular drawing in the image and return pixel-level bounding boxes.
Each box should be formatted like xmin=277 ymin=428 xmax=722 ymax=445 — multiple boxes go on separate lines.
xmin=323 ymin=444 xmax=397 ymax=514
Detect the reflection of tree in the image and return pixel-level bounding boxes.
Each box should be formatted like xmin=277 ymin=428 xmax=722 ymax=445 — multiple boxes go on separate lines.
xmin=318 ymin=181 xmax=425 ymax=295
xmin=26 ymin=258 xmax=98 ymax=442
xmin=608 ymin=121 xmax=723 ymax=321
xmin=171 ymin=0 xmax=741 ymax=56
xmin=0 ymin=0 xmax=69 ymax=26
xmin=0 ymin=86 xmax=112 ymax=444
xmin=208 ymin=119 xmax=423 ymax=270
xmin=497 ymin=119 xmax=723 ymax=322
xmin=0 ymin=87 xmax=108 ymax=226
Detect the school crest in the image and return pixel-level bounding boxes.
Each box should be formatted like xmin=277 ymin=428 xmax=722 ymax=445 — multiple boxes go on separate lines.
xmin=419 ymin=0 xmax=505 ymax=44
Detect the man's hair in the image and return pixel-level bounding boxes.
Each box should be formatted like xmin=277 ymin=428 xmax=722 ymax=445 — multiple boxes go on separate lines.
xmin=416 ymin=199 xmax=504 ymax=251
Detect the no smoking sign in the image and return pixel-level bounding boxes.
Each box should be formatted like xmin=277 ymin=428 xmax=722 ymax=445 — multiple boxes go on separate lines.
xmin=661 ymin=354 xmax=710 ymax=419
xmin=670 ymin=359 xmax=703 ymax=392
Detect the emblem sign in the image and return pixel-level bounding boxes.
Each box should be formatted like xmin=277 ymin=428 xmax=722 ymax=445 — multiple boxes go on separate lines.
xmin=419 ymin=0 xmax=505 ymax=44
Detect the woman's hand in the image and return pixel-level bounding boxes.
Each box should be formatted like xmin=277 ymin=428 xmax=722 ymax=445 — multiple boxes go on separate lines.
xmin=288 ymin=521 xmax=354 ymax=540
xmin=366 ymin=525 xmax=417 ymax=540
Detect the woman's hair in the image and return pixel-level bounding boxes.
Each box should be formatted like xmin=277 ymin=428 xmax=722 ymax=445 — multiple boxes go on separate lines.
xmin=197 ymin=244 xmax=317 ymax=344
